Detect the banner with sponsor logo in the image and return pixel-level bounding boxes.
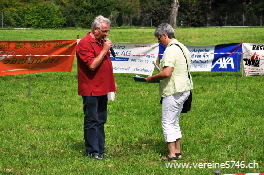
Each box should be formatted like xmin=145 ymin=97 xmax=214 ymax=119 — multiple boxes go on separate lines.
xmin=212 ymin=43 xmax=242 ymax=72
xmin=0 ymin=41 xmax=246 ymax=76
xmin=111 ymin=43 xmax=159 ymax=75
xmin=0 ymin=40 xmax=76 ymax=76
xmin=242 ymin=43 xmax=264 ymax=76
xmin=159 ymin=43 xmax=242 ymax=72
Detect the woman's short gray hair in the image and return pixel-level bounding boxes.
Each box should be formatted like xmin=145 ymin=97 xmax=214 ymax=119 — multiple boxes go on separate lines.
xmin=91 ymin=15 xmax=111 ymax=31
xmin=154 ymin=23 xmax=175 ymax=39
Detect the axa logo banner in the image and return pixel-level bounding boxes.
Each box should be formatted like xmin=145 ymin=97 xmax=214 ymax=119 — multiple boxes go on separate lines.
xmin=0 ymin=40 xmax=76 ymax=76
xmin=159 ymin=43 xmax=242 ymax=72
xmin=242 ymin=43 xmax=264 ymax=76
xmin=211 ymin=43 xmax=242 ymax=72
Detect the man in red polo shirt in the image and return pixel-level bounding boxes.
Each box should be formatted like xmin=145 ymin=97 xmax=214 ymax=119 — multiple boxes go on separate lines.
xmin=76 ymin=15 xmax=117 ymax=160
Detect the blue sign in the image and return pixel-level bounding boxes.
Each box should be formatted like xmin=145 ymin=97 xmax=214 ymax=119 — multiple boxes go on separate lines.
xmin=211 ymin=43 xmax=242 ymax=72
xmin=158 ymin=43 xmax=166 ymax=60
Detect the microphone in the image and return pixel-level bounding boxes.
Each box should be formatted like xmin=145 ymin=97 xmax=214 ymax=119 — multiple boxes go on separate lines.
xmin=110 ymin=47 xmax=116 ymax=58
xmin=105 ymin=38 xmax=116 ymax=58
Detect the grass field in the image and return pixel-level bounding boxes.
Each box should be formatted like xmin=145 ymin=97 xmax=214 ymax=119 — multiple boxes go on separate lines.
xmin=1 ymin=26 xmax=264 ymax=44
xmin=0 ymin=27 xmax=264 ymax=175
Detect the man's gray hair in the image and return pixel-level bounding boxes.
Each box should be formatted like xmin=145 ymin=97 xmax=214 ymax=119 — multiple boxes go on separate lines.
xmin=91 ymin=15 xmax=111 ymax=31
xmin=154 ymin=23 xmax=175 ymax=39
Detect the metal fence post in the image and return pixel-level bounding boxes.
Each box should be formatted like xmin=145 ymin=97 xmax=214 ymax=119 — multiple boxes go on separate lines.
xmin=1 ymin=11 xmax=3 ymax=28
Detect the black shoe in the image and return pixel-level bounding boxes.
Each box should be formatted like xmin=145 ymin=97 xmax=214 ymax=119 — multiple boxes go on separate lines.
xmin=162 ymin=155 xmax=178 ymax=162
xmin=93 ymin=155 xmax=104 ymax=160
xmin=99 ymin=153 xmax=112 ymax=159
xmin=175 ymin=153 xmax=182 ymax=159
xmin=86 ymin=153 xmax=104 ymax=160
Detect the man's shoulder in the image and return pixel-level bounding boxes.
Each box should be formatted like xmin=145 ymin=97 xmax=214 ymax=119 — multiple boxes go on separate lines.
xmin=80 ymin=34 xmax=92 ymax=42
xmin=77 ymin=34 xmax=94 ymax=49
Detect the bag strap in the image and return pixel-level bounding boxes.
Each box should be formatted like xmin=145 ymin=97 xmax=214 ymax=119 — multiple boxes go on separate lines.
xmin=169 ymin=43 xmax=191 ymax=80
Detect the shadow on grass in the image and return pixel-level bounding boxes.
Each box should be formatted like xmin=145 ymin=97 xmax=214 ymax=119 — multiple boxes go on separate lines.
xmin=125 ymin=138 xmax=167 ymax=157
xmin=70 ymin=141 xmax=86 ymax=156
xmin=69 ymin=136 xmax=167 ymax=158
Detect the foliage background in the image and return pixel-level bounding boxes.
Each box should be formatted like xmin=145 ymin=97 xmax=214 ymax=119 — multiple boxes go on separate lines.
xmin=0 ymin=0 xmax=264 ymax=28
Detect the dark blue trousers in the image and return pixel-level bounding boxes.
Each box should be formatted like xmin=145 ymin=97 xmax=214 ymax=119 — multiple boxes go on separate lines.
xmin=82 ymin=95 xmax=107 ymax=156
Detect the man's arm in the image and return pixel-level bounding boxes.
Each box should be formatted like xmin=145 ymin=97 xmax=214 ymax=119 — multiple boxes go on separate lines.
xmin=89 ymin=40 xmax=112 ymax=71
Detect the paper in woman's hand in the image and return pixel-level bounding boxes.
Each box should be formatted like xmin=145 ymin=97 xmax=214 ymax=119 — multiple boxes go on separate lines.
xmin=133 ymin=75 xmax=160 ymax=83
xmin=133 ymin=75 xmax=147 ymax=82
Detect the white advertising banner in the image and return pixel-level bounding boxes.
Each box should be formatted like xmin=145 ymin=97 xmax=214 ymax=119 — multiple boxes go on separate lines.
xmin=188 ymin=45 xmax=215 ymax=72
xmin=111 ymin=43 xmax=159 ymax=75
xmin=242 ymin=43 xmax=264 ymax=76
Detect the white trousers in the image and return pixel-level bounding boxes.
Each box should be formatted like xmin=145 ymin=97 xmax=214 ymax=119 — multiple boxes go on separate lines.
xmin=162 ymin=91 xmax=190 ymax=142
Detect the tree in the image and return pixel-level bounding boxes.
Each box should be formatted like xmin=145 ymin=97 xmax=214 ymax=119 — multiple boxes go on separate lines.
xmin=206 ymin=0 xmax=212 ymax=26
xmin=170 ymin=0 xmax=179 ymax=28
xmin=25 ymin=2 xmax=65 ymax=28
xmin=1 ymin=0 xmax=263 ymax=28
xmin=138 ymin=0 xmax=171 ymax=27
xmin=178 ymin=0 xmax=207 ymax=27
xmin=114 ymin=0 xmax=140 ymax=26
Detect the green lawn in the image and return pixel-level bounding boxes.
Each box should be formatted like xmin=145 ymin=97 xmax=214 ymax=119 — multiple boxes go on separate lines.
xmin=1 ymin=27 xmax=264 ymax=44
xmin=0 ymin=27 xmax=263 ymax=175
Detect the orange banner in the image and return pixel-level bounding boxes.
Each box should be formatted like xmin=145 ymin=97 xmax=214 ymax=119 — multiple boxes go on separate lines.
xmin=0 ymin=40 xmax=77 ymax=76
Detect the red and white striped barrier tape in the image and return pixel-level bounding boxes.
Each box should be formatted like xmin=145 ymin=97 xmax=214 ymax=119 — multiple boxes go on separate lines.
xmin=0 ymin=53 xmax=264 ymax=57
xmin=0 ymin=54 xmax=156 ymax=57
xmin=224 ymin=173 xmax=264 ymax=175
xmin=0 ymin=55 xmax=75 ymax=57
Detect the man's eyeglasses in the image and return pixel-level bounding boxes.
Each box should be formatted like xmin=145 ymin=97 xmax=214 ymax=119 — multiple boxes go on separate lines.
xmin=100 ymin=29 xmax=110 ymax=33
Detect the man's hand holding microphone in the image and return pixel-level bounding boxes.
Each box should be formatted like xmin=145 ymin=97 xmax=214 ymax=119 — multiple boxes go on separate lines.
xmin=105 ymin=38 xmax=116 ymax=58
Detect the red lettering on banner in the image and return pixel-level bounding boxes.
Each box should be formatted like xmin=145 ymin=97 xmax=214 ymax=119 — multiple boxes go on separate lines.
xmin=30 ymin=42 xmax=46 ymax=49
xmin=0 ymin=40 xmax=77 ymax=76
